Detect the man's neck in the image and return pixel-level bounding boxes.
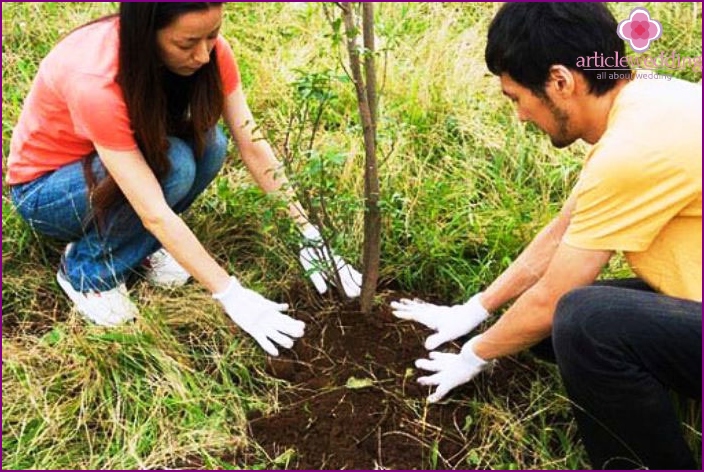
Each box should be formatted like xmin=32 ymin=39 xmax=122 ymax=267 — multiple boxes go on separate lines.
xmin=580 ymin=79 xmax=630 ymax=145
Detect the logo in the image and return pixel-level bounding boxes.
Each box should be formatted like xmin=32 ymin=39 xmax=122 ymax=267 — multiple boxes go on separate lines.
xmin=617 ymin=7 xmax=662 ymax=53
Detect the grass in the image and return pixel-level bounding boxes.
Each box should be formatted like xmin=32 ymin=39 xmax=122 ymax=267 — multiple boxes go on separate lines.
xmin=2 ymin=2 xmax=701 ymax=469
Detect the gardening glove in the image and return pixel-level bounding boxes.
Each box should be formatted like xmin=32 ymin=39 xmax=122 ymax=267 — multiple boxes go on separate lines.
xmin=391 ymin=293 xmax=489 ymax=350
xmin=213 ymin=277 xmax=305 ymax=356
xmin=415 ymin=335 xmax=489 ymax=403
xmin=299 ymin=225 xmax=362 ymax=298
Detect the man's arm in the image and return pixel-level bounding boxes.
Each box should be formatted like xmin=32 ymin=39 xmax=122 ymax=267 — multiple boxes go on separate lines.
xmin=480 ymin=191 xmax=578 ymax=312
xmin=474 ymin=242 xmax=612 ymax=360
xmin=392 ymin=191 xmax=581 ymax=351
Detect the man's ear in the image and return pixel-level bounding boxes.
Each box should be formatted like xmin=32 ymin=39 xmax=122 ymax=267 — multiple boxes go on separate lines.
xmin=546 ymin=65 xmax=576 ymax=98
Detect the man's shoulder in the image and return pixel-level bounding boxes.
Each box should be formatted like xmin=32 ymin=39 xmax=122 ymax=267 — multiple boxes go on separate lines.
xmin=611 ymin=77 xmax=702 ymax=127
xmin=594 ymin=78 xmax=701 ymax=170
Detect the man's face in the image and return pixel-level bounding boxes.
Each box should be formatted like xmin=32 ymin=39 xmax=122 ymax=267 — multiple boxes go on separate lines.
xmin=156 ymin=5 xmax=223 ymax=77
xmin=500 ymin=74 xmax=577 ymax=148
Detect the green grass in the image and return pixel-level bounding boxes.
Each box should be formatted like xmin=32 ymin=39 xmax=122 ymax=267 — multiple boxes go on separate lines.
xmin=3 ymin=2 xmax=701 ymax=469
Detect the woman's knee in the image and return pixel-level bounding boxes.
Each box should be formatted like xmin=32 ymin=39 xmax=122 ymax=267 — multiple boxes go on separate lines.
xmin=199 ymin=126 xmax=228 ymax=174
xmin=208 ymin=126 xmax=228 ymax=157
xmin=162 ymin=136 xmax=197 ymax=204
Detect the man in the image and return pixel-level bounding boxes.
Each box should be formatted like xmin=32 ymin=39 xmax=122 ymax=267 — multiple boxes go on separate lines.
xmin=392 ymin=3 xmax=701 ymax=469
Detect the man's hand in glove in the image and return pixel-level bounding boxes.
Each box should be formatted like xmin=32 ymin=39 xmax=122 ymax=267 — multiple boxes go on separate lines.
xmin=391 ymin=293 xmax=489 ymax=349
xmin=415 ymin=335 xmax=490 ymax=403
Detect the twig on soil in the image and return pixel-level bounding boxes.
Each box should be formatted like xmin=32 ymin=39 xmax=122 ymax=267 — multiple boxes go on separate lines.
xmin=381 ymin=429 xmax=450 ymax=468
xmin=376 ymin=427 xmax=383 ymax=469
xmin=353 ymin=402 xmax=390 ymax=446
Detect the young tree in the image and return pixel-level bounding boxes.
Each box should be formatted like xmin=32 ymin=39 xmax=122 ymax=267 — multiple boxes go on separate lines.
xmin=339 ymin=2 xmax=380 ymax=313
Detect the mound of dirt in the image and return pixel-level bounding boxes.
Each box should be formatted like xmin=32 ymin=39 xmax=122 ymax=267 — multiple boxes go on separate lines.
xmin=246 ymin=294 xmax=556 ymax=469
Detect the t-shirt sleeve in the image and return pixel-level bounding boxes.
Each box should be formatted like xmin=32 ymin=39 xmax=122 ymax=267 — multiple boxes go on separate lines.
xmin=215 ymin=35 xmax=241 ymax=96
xmin=564 ymin=145 xmax=699 ymax=252
xmin=65 ymin=77 xmax=138 ymax=151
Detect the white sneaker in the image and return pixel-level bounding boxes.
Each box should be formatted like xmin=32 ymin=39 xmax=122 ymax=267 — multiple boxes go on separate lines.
xmin=56 ymin=269 xmax=138 ymax=327
xmin=143 ymin=248 xmax=191 ymax=287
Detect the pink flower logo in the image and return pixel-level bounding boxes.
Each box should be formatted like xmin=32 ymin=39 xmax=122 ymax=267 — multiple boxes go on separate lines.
xmin=617 ymin=7 xmax=662 ymax=52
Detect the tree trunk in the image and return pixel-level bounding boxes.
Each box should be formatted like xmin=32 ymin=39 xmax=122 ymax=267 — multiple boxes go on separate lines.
xmin=340 ymin=2 xmax=380 ymax=313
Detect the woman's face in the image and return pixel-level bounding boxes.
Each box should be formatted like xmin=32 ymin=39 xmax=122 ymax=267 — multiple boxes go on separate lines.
xmin=156 ymin=5 xmax=223 ymax=76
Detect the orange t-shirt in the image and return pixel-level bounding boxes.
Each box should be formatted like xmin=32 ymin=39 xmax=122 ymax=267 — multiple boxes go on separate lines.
xmin=6 ymin=17 xmax=240 ymax=185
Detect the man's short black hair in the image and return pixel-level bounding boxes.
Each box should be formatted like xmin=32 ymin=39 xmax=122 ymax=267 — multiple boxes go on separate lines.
xmin=485 ymin=2 xmax=627 ymax=96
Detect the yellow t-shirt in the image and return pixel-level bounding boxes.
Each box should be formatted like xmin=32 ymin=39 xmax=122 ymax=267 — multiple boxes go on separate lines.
xmin=564 ymin=77 xmax=702 ymax=301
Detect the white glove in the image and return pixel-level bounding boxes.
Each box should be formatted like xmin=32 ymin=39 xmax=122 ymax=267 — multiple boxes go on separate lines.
xmin=299 ymin=225 xmax=362 ymax=298
xmin=213 ymin=277 xmax=305 ymax=356
xmin=415 ymin=335 xmax=489 ymax=403
xmin=391 ymin=293 xmax=489 ymax=350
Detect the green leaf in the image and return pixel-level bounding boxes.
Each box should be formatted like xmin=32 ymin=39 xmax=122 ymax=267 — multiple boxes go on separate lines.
xmin=40 ymin=327 xmax=64 ymax=347
xmin=345 ymin=376 xmax=374 ymax=389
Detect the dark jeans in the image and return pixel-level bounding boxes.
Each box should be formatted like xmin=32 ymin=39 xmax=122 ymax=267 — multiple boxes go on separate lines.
xmin=532 ymin=279 xmax=702 ymax=469
xmin=10 ymin=127 xmax=227 ymax=292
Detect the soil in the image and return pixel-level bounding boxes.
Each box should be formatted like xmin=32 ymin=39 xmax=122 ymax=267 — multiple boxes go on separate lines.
xmin=245 ymin=291 xmax=559 ymax=470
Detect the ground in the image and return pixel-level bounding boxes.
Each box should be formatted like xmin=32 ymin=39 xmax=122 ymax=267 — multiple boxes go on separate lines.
xmin=244 ymin=292 xmax=563 ymax=469
xmin=2 ymin=256 xmax=574 ymax=470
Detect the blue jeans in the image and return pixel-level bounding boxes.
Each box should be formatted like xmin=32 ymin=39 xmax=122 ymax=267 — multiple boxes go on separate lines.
xmin=10 ymin=127 xmax=228 ymax=292
xmin=532 ymin=279 xmax=702 ymax=469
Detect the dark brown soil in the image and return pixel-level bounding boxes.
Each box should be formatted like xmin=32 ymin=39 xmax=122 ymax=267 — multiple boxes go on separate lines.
xmin=245 ymin=292 xmax=559 ymax=469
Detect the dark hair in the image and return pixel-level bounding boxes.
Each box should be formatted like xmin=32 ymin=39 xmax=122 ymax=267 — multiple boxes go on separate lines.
xmin=86 ymin=2 xmax=224 ymax=225
xmin=485 ymin=2 xmax=627 ymax=97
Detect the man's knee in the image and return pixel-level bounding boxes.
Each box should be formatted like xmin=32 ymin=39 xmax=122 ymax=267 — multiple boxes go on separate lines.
xmin=553 ymin=287 xmax=594 ymax=343
xmin=553 ymin=287 xmax=614 ymax=365
xmin=552 ymin=286 xmax=631 ymax=375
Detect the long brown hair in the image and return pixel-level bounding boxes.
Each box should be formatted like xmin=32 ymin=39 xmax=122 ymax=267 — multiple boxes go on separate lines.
xmin=86 ymin=2 xmax=224 ymax=226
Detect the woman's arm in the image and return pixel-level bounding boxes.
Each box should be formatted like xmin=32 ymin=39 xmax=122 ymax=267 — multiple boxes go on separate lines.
xmin=94 ymin=143 xmax=231 ymax=294
xmin=221 ymin=87 xmax=310 ymax=229
xmin=95 ymin=136 xmax=307 ymax=355
xmin=220 ymin=86 xmax=363 ymax=298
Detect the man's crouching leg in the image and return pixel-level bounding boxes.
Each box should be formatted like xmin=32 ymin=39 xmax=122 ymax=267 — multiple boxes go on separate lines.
xmin=552 ymin=284 xmax=701 ymax=470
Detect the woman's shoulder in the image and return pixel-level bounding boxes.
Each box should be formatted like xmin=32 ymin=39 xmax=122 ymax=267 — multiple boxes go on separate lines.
xmin=214 ymin=35 xmax=241 ymax=95
xmin=215 ymin=34 xmax=235 ymax=60
xmin=43 ymin=16 xmax=120 ymax=85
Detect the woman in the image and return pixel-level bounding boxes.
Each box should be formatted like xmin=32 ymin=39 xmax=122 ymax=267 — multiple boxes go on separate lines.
xmin=7 ymin=3 xmax=361 ymax=356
